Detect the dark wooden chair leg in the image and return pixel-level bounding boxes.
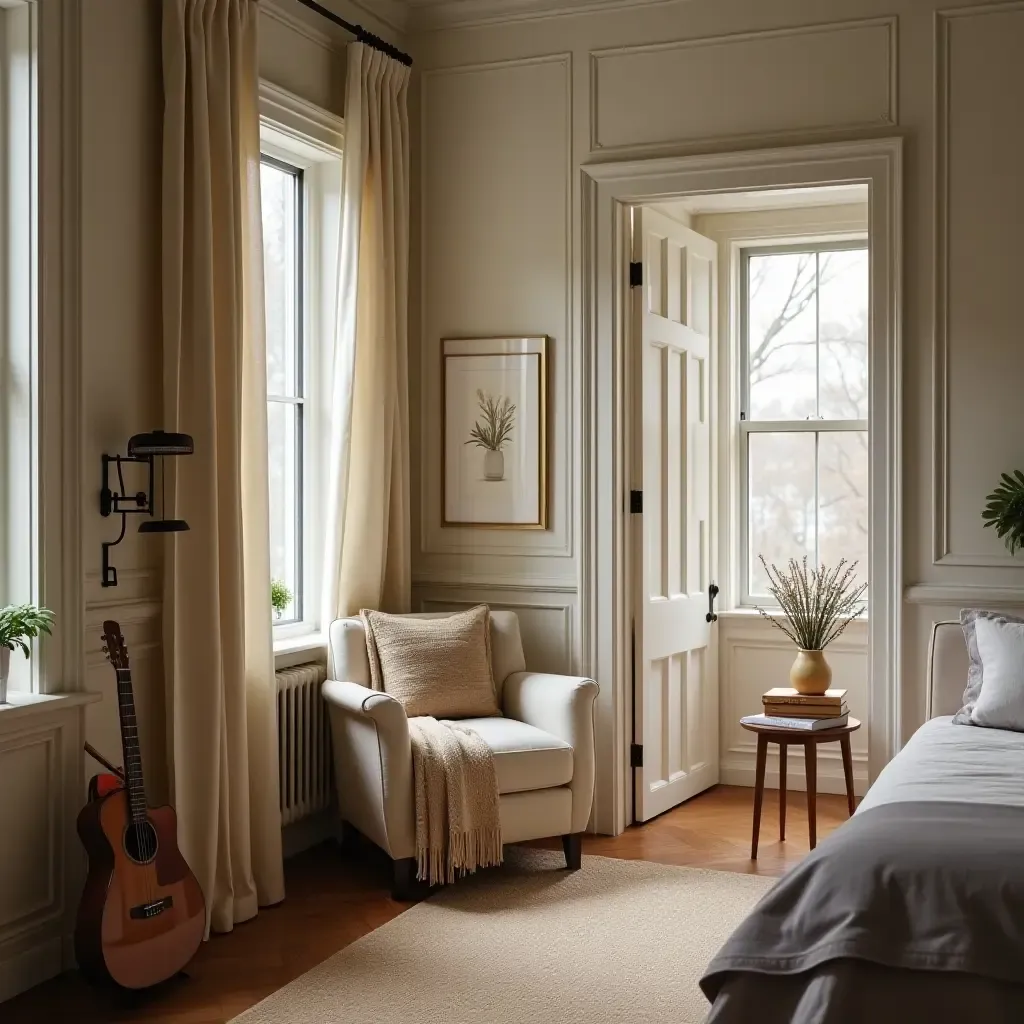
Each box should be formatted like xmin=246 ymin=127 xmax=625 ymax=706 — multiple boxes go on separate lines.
xmin=804 ymin=740 xmax=817 ymax=850
xmin=751 ymin=734 xmax=768 ymax=860
xmin=840 ymin=734 xmax=856 ymax=816
xmin=778 ymin=740 xmax=787 ymax=842
xmin=391 ymin=857 xmax=419 ymax=901
xmin=562 ymin=833 xmax=583 ymax=870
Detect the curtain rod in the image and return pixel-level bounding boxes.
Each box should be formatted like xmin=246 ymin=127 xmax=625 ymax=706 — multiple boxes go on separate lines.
xmin=291 ymin=0 xmax=413 ymax=66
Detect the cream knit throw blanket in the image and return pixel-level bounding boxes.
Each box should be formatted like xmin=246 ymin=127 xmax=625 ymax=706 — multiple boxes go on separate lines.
xmin=408 ymin=717 xmax=502 ymax=886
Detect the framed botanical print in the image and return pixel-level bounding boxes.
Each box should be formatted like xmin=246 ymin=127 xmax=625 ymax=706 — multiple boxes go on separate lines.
xmin=442 ymin=336 xmax=548 ymax=529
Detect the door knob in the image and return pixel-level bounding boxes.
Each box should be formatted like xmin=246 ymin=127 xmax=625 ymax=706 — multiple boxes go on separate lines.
xmin=706 ymin=582 xmax=719 ymax=623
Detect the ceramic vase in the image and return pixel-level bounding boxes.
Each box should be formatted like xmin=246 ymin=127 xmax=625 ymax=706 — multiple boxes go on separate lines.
xmin=789 ymin=649 xmax=832 ymax=696
xmin=0 ymin=646 xmax=10 ymax=705
xmin=483 ymin=449 xmax=505 ymax=481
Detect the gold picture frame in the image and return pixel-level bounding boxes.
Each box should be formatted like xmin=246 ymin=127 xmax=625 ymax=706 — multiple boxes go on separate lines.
xmin=441 ymin=336 xmax=548 ymax=529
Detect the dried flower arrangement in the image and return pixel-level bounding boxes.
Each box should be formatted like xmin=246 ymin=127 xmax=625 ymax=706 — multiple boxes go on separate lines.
xmin=465 ymin=389 xmax=516 ymax=453
xmin=755 ymin=556 xmax=866 ymax=651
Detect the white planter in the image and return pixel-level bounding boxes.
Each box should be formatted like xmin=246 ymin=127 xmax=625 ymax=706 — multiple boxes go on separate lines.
xmin=483 ymin=449 xmax=505 ymax=481
xmin=0 ymin=646 xmax=9 ymax=705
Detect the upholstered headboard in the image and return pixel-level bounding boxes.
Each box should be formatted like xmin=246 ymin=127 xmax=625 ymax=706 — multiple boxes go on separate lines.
xmin=926 ymin=620 xmax=969 ymax=719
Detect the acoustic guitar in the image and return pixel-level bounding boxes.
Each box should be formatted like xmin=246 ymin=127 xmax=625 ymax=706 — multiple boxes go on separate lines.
xmin=75 ymin=620 xmax=206 ymax=989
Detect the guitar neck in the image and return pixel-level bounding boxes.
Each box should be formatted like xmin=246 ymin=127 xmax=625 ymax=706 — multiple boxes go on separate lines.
xmin=114 ymin=667 xmax=148 ymax=822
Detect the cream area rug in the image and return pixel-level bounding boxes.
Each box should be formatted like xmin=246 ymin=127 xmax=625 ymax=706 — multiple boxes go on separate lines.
xmin=232 ymin=849 xmax=776 ymax=1024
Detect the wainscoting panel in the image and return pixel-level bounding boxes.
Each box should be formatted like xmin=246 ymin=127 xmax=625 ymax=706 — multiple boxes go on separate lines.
xmin=417 ymin=54 xmax=574 ymax=562
xmin=718 ymin=616 xmax=869 ymax=796
xmin=934 ymin=3 xmax=1024 ymax=566
xmin=590 ymin=17 xmax=895 ymax=153
xmin=0 ymin=697 xmax=92 ymax=1002
xmin=412 ymin=584 xmax=577 ymax=677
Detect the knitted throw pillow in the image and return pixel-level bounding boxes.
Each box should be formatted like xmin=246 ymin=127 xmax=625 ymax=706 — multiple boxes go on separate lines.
xmin=360 ymin=605 xmax=501 ymax=719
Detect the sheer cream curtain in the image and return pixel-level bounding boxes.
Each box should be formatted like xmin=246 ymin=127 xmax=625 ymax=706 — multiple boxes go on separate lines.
xmin=162 ymin=0 xmax=285 ymax=935
xmin=322 ymin=44 xmax=412 ymax=623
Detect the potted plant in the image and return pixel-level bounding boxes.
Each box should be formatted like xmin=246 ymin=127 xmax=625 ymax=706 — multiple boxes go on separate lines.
xmin=0 ymin=604 xmax=55 ymax=704
xmin=271 ymin=579 xmax=292 ymax=621
xmin=754 ymin=556 xmax=866 ymax=695
xmin=982 ymin=470 xmax=1024 ymax=553
xmin=465 ymin=389 xmax=516 ymax=481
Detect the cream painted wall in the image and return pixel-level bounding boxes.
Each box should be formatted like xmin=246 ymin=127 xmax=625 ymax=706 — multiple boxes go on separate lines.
xmin=409 ymin=0 xmax=1024 ymax=824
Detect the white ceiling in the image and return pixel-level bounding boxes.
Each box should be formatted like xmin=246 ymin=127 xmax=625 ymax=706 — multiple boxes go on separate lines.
xmin=653 ymin=184 xmax=869 ymax=218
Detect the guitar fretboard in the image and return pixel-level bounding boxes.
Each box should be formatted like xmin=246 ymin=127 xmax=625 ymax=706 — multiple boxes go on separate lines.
xmin=115 ymin=667 xmax=148 ymax=824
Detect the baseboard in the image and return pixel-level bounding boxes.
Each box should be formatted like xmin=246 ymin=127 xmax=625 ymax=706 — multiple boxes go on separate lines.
xmin=720 ymin=764 xmax=868 ymax=797
xmin=0 ymin=935 xmax=63 ymax=1003
xmin=282 ymin=808 xmax=342 ymax=859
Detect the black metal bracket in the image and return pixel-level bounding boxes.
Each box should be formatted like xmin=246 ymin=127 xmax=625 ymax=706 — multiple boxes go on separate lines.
xmin=706 ymin=582 xmax=720 ymax=623
xmin=100 ymin=454 xmax=154 ymax=588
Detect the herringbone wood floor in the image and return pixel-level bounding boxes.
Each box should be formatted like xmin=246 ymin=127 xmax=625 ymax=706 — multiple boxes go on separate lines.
xmin=4 ymin=785 xmax=851 ymax=1023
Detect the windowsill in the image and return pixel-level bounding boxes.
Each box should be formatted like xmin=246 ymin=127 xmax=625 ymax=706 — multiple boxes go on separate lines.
xmin=274 ymin=631 xmax=328 ymax=670
xmin=0 ymin=690 xmax=102 ymax=725
xmin=717 ymin=608 xmax=870 ymax=625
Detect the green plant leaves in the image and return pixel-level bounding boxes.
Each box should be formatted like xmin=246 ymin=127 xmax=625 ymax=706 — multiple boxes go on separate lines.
xmin=0 ymin=604 xmax=55 ymax=654
xmin=982 ymin=470 xmax=1024 ymax=554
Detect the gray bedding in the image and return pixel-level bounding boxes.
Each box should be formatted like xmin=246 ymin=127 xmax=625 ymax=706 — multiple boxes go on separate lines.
xmin=700 ymin=800 xmax=1024 ymax=1023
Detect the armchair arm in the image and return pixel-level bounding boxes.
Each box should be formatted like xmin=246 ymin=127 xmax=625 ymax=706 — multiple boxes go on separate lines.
xmin=503 ymin=672 xmax=599 ymax=834
xmin=321 ymin=680 xmax=415 ymax=860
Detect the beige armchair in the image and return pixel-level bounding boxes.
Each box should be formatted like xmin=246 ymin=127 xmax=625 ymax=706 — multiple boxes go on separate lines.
xmin=322 ymin=610 xmax=599 ymax=898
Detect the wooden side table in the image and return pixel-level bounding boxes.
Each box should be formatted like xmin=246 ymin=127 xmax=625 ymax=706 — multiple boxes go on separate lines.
xmin=740 ymin=717 xmax=860 ymax=859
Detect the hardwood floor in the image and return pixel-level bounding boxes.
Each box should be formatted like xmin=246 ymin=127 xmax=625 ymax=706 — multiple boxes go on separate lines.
xmin=4 ymin=784 xmax=851 ymax=1023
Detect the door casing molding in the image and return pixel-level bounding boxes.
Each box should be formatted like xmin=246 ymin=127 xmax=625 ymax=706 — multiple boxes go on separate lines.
xmin=580 ymin=139 xmax=903 ymax=835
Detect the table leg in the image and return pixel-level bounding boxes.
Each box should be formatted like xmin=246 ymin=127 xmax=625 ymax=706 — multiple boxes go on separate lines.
xmin=751 ymin=734 xmax=768 ymax=860
xmin=778 ymin=741 xmax=787 ymax=842
xmin=840 ymin=734 xmax=856 ymax=816
xmin=804 ymin=740 xmax=817 ymax=850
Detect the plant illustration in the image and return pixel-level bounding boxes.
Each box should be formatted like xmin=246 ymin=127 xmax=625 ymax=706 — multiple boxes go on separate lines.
xmin=0 ymin=603 xmax=55 ymax=656
xmin=271 ymin=579 xmax=292 ymax=617
xmin=754 ymin=556 xmax=866 ymax=650
xmin=982 ymin=471 xmax=1024 ymax=554
xmin=465 ymin=389 xmax=516 ymax=452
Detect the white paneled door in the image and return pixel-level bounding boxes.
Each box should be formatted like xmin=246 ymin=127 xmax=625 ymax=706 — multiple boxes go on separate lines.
xmin=632 ymin=207 xmax=719 ymax=823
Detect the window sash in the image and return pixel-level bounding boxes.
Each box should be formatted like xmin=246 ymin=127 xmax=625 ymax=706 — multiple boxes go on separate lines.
xmin=739 ymin=239 xmax=869 ymax=605
xmin=261 ymin=155 xmax=305 ymax=627
xmin=739 ymin=239 xmax=867 ymax=426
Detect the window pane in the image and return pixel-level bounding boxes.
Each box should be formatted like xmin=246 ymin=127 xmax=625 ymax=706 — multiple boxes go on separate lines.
xmin=818 ymin=431 xmax=868 ymax=588
xmin=267 ymin=400 xmax=300 ymax=623
xmin=748 ymin=431 xmax=816 ymax=594
xmin=818 ymin=249 xmax=868 ymax=420
xmin=747 ymin=252 xmax=817 ymax=420
xmin=260 ymin=162 xmax=299 ymax=398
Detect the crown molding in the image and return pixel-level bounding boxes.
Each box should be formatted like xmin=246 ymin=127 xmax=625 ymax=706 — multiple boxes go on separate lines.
xmin=406 ymin=0 xmax=693 ymax=33
xmin=344 ymin=0 xmax=411 ymax=33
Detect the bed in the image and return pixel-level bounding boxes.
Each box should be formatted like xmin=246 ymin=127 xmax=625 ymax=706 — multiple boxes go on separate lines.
xmin=700 ymin=621 xmax=1024 ymax=1023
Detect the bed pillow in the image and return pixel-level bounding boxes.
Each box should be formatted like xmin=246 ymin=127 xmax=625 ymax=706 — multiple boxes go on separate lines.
xmin=360 ymin=605 xmax=501 ymax=719
xmin=970 ymin=615 xmax=1024 ymax=731
xmin=957 ymin=609 xmax=1024 ymax=726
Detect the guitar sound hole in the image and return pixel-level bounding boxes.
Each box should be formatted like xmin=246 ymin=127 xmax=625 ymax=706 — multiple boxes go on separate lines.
xmin=124 ymin=821 xmax=159 ymax=864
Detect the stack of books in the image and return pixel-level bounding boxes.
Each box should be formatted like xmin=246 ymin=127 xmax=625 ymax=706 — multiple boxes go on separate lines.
xmin=741 ymin=688 xmax=849 ymax=731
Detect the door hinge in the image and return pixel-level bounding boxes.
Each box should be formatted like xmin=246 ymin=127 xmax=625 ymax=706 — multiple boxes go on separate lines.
xmin=630 ymin=743 xmax=644 ymax=768
xmin=630 ymin=489 xmax=643 ymax=514
xmin=629 ymin=261 xmax=643 ymax=288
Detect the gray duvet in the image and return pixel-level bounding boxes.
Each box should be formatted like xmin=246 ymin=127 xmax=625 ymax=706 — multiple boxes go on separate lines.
xmin=700 ymin=801 xmax=1024 ymax=1023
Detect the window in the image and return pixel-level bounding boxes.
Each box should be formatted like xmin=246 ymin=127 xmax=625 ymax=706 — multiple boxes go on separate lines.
xmin=740 ymin=242 xmax=868 ymax=601
xmin=260 ymin=157 xmax=305 ymax=626
xmin=258 ymin=88 xmax=343 ymax=644
xmin=0 ymin=1 xmax=39 ymax=691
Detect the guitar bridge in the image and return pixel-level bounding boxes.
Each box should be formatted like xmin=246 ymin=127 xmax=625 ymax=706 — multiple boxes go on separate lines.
xmin=130 ymin=896 xmax=173 ymax=920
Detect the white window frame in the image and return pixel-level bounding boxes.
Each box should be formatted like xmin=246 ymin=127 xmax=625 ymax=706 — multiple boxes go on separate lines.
xmin=259 ymin=82 xmax=343 ymax=650
xmin=738 ymin=237 xmax=869 ymax=606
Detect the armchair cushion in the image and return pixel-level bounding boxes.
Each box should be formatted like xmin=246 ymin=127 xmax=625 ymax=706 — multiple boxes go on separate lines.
xmin=360 ymin=605 xmax=500 ymax=719
xmin=457 ymin=717 xmax=573 ymax=794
